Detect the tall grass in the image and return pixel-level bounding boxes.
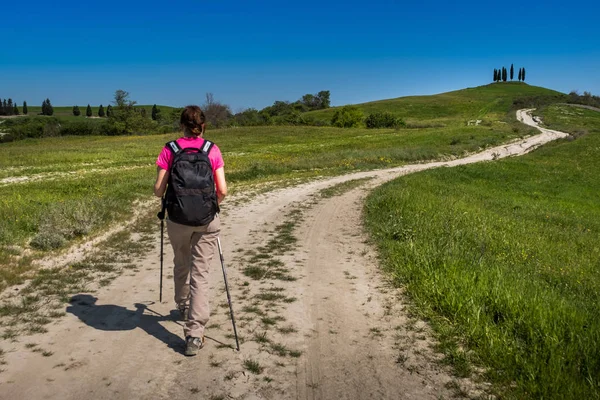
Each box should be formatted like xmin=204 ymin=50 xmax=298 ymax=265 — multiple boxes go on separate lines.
xmin=364 ymin=107 xmax=600 ymax=398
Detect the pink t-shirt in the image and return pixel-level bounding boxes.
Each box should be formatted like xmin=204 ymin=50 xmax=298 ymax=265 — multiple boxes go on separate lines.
xmin=156 ymin=137 xmax=224 ymax=176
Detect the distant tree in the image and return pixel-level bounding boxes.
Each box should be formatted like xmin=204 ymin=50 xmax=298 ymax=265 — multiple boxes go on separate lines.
xmin=510 ymin=64 xmax=514 ymax=80
xmin=202 ymin=92 xmax=232 ymax=128
xmin=518 ymin=68 xmax=522 ymax=81
xmin=73 ymin=105 xmax=81 ymax=116
xmin=42 ymin=98 xmax=54 ymax=116
xmin=86 ymin=104 xmax=92 ymax=117
xmin=494 ymin=69 xmax=498 ymax=82
xmin=522 ymin=68 xmax=526 ymax=82
xmin=7 ymin=99 xmax=14 ymax=116
xmin=302 ymin=94 xmax=317 ymax=109
xmin=151 ymin=104 xmax=159 ymax=120
xmin=106 ymin=105 xmax=114 ymax=117
xmin=113 ymin=89 xmax=136 ymax=108
xmin=331 ymin=106 xmax=363 ymax=128
xmin=98 ymin=104 xmax=105 ymax=117
xmin=13 ymin=104 xmax=19 ymax=115
xmin=502 ymin=67 xmax=507 ymax=82
xmin=140 ymin=108 xmax=147 ymax=118
xmin=317 ymin=91 xmax=331 ymax=109
xmin=3 ymin=99 xmax=8 ymax=115
xmin=23 ymin=101 xmax=28 ymax=115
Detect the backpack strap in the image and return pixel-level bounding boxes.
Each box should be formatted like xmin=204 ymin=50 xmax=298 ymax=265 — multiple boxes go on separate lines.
xmin=165 ymin=141 xmax=182 ymax=154
xmin=201 ymin=140 xmax=214 ymax=154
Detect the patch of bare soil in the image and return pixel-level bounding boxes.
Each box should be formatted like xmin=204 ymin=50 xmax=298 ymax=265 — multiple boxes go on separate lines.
xmin=0 ymin=110 xmax=565 ymax=399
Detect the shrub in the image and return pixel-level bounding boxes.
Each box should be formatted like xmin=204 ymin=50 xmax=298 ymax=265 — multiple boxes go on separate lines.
xmin=365 ymin=112 xmax=405 ymax=128
xmin=30 ymin=198 xmax=117 ymax=250
xmin=331 ymin=106 xmax=363 ymax=128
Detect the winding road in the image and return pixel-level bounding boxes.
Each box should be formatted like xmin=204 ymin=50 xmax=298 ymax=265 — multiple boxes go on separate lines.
xmin=0 ymin=110 xmax=568 ymax=400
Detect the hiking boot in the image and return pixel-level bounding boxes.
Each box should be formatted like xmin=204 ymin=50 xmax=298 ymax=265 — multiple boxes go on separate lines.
xmin=184 ymin=336 xmax=204 ymax=356
xmin=178 ymin=304 xmax=189 ymax=321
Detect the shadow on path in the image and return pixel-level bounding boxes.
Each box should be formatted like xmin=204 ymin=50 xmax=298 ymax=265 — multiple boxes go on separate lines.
xmin=66 ymin=294 xmax=185 ymax=354
xmin=66 ymin=294 xmax=233 ymax=353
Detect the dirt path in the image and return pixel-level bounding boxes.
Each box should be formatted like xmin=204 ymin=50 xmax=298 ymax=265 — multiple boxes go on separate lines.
xmin=0 ymin=110 xmax=568 ymax=400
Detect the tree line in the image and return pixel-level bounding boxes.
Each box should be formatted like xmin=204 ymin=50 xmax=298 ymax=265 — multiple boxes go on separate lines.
xmin=493 ymin=64 xmax=526 ymax=82
xmin=0 ymin=99 xmax=27 ymax=116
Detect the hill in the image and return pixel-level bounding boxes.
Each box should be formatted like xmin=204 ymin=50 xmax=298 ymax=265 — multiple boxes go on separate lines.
xmin=305 ymin=82 xmax=565 ymax=126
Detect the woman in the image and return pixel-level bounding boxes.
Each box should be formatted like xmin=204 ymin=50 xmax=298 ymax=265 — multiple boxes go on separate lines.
xmin=154 ymin=105 xmax=227 ymax=356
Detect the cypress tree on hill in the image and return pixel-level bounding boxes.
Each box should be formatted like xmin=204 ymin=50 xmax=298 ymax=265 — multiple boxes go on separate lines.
xmin=23 ymin=101 xmax=28 ymax=115
xmin=502 ymin=67 xmax=507 ymax=82
xmin=493 ymin=69 xmax=497 ymax=82
xmin=7 ymin=99 xmax=14 ymax=116
xmin=510 ymin=64 xmax=514 ymax=80
xmin=98 ymin=104 xmax=105 ymax=117
xmin=73 ymin=105 xmax=81 ymax=116
xmin=106 ymin=105 xmax=113 ymax=117
xmin=522 ymin=68 xmax=526 ymax=82
xmin=86 ymin=104 xmax=92 ymax=117
xmin=42 ymin=99 xmax=54 ymax=116
xmin=151 ymin=104 xmax=159 ymax=120
xmin=13 ymin=104 xmax=19 ymax=115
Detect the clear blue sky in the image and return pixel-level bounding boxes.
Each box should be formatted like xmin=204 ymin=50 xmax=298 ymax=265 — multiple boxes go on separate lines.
xmin=2 ymin=0 xmax=599 ymax=110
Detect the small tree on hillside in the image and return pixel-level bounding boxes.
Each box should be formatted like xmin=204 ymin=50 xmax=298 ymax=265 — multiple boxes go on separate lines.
xmin=106 ymin=105 xmax=113 ymax=117
xmin=203 ymin=93 xmax=232 ymax=128
xmin=6 ymin=99 xmax=14 ymax=116
xmin=98 ymin=104 xmax=105 ymax=117
xmin=502 ymin=67 xmax=507 ymax=82
xmin=331 ymin=106 xmax=363 ymax=128
xmin=510 ymin=64 xmax=514 ymax=80
xmin=73 ymin=105 xmax=81 ymax=116
xmin=140 ymin=108 xmax=147 ymax=118
xmin=522 ymin=68 xmax=526 ymax=82
xmin=13 ymin=104 xmax=19 ymax=115
xmin=86 ymin=104 xmax=92 ymax=117
xmin=151 ymin=104 xmax=159 ymax=120
xmin=317 ymin=91 xmax=331 ymax=109
xmin=493 ymin=69 xmax=497 ymax=82
xmin=23 ymin=101 xmax=28 ymax=115
xmin=42 ymin=98 xmax=54 ymax=116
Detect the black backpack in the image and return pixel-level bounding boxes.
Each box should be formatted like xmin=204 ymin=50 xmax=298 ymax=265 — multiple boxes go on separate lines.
xmin=164 ymin=140 xmax=219 ymax=226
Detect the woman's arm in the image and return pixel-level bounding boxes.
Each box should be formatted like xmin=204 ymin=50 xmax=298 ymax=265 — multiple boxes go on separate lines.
xmin=214 ymin=167 xmax=227 ymax=204
xmin=154 ymin=167 xmax=169 ymax=197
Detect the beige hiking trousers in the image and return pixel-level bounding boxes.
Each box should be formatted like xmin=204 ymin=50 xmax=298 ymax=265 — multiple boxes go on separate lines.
xmin=166 ymin=215 xmax=220 ymax=338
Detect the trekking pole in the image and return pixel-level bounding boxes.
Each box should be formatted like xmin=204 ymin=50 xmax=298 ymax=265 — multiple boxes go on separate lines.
xmin=157 ymin=197 xmax=166 ymax=303
xmin=217 ymin=236 xmax=240 ymax=351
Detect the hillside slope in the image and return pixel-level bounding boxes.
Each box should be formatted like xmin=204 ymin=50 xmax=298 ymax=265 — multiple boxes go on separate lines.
xmin=306 ymin=82 xmax=565 ymax=126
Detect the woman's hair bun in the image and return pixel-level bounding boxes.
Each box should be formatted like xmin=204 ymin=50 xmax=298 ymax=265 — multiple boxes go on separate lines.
xmin=180 ymin=105 xmax=206 ymax=136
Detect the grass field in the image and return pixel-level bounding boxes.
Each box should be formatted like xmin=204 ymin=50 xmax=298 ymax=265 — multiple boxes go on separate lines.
xmin=0 ymin=82 xmax=559 ymax=291
xmin=364 ymin=104 xmax=600 ymax=398
xmin=306 ymin=82 xmax=565 ymax=126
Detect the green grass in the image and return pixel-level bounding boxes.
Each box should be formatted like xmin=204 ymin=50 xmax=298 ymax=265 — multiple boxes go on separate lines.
xmin=242 ymin=358 xmax=264 ymax=374
xmin=307 ymin=82 xmax=564 ymax=126
xmin=0 ymin=83 xmax=555 ymax=291
xmin=364 ymin=106 xmax=600 ymax=398
xmin=319 ymin=178 xmax=372 ymax=198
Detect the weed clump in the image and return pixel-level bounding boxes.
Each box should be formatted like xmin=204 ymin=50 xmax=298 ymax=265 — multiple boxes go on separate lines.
xmin=30 ymin=198 xmax=117 ymax=250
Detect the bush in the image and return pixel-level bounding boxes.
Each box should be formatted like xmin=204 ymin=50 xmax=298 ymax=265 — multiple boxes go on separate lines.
xmin=331 ymin=106 xmax=363 ymax=128
xmin=30 ymin=198 xmax=117 ymax=250
xmin=365 ymin=112 xmax=405 ymax=128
